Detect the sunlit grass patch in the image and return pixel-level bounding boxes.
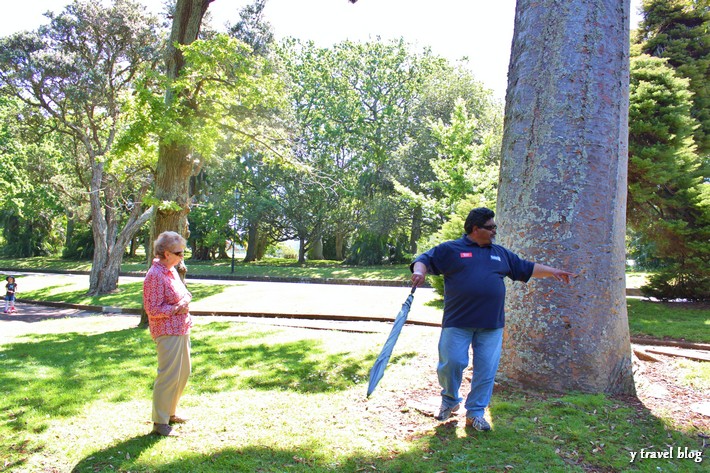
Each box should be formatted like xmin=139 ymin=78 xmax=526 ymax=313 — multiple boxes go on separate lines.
xmin=1 ymin=317 xmax=707 ymax=472
xmin=21 ymin=281 xmax=227 ymax=309
xmin=674 ymin=359 xmax=710 ymax=391
xmin=627 ymin=299 xmax=710 ymax=343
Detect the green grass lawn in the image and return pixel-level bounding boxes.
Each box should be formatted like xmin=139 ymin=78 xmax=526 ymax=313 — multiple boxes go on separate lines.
xmin=0 ymin=319 xmax=706 ymax=472
xmin=19 ymin=281 xmax=226 ymax=309
xmin=0 ymin=256 xmax=411 ymax=282
xmin=627 ymin=299 xmax=710 ymax=343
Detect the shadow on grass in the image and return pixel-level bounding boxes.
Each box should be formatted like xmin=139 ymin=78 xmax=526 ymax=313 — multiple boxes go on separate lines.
xmin=190 ymin=324 xmax=383 ymax=393
xmin=70 ymin=402 xmax=699 ymax=473
xmin=627 ymin=299 xmax=710 ymax=343
xmin=70 ymin=406 xmax=676 ymax=473
xmin=70 ymin=434 xmax=161 ymax=473
xmin=70 ymin=441 xmax=451 ymax=473
xmin=0 ymin=321 xmax=387 ymax=467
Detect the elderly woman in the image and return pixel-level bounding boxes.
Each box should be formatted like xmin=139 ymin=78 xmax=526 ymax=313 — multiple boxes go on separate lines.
xmin=143 ymin=231 xmax=193 ymax=437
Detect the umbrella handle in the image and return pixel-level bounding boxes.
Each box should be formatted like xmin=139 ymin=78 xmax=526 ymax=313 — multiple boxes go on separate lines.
xmin=410 ymin=285 xmax=417 ymax=294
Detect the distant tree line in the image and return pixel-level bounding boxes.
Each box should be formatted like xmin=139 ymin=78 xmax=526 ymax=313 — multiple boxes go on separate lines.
xmin=0 ymin=0 xmax=706 ymax=300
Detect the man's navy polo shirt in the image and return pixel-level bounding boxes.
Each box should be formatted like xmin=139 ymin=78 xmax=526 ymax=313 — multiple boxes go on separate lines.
xmin=412 ymin=235 xmax=534 ymax=329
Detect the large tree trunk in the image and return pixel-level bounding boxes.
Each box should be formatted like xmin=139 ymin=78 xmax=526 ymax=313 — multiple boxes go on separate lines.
xmin=64 ymin=210 xmax=76 ymax=256
xmin=88 ymin=162 xmax=154 ymax=295
xmin=409 ymin=204 xmax=423 ymax=255
xmin=335 ymin=230 xmax=346 ymax=261
xmin=243 ymin=223 xmax=259 ymax=262
xmin=308 ymin=235 xmax=324 ymax=260
xmin=496 ymin=0 xmax=634 ymax=394
xmin=298 ymin=236 xmax=307 ymax=264
xmin=255 ymin=232 xmax=269 ymax=260
xmin=141 ymin=0 xmax=213 ymax=327
xmin=149 ymin=0 xmax=213 ymax=252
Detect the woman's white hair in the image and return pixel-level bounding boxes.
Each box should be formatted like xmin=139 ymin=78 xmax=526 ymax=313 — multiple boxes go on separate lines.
xmin=153 ymin=231 xmax=186 ymax=257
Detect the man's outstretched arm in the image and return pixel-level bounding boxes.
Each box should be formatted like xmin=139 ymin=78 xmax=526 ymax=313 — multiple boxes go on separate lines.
xmin=532 ymin=263 xmax=575 ymax=284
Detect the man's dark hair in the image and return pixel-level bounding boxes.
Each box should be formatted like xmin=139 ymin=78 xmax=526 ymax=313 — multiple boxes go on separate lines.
xmin=464 ymin=207 xmax=495 ymax=234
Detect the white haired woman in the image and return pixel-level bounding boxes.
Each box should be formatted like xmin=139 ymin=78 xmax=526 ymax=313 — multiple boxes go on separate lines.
xmin=143 ymin=231 xmax=193 ymax=436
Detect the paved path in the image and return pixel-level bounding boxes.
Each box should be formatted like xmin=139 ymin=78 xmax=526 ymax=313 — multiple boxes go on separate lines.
xmin=1 ymin=272 xmax=443 ymax=343
xmin=0 ymin=302 xmax=139 ymax=344
xmin=10 ymin=271 xmax=443 ymax=322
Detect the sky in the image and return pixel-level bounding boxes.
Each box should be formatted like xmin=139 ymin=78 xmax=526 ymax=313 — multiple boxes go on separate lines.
xmin=0 ymin=0 xmax=643 ymax=99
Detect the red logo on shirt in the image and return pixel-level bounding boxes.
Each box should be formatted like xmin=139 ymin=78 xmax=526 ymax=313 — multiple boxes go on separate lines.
xmin=460 ymin=252 xmax=473 ymax=258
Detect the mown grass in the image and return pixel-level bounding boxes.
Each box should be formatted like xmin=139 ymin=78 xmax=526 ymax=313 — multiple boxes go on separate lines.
xmin=19 ymin=281 xmax=226 ymax=309
xmin=0 ymin=256 xmax=410 ymax=281
xmin=0 ymin=319 xmax=706 ymax=472
xmin=627 ymin=299 xmax=710 ymax=343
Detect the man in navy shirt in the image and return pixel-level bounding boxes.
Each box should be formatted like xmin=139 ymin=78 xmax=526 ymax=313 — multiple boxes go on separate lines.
xmin=411 ymin=207 xmax=573 ymax=431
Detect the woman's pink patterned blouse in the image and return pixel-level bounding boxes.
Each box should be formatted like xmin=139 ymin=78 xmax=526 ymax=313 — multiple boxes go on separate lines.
xmin=143 ymin=258 xmax=193 ymax=340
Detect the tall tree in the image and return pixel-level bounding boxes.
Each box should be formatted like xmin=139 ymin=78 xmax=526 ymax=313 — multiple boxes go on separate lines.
xmin=635 ymin=0 xmax=710 ymax=159
xmin=151 ymin=0 xmax=359 ymax=254
xmin=497 ymin=0 xmax=634 ymax=393
xmin=0 ymin=0 xmax=159 ymax=294
xmin=628 ymin=49 xmax=709 ymax=299
xmin=150 ymin=0 xmax=214 ymax=254
xmin=228 ymin=0 xmax=274 ymax=57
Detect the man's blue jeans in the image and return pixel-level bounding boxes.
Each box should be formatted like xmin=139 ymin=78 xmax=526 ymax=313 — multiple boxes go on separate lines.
xmin=437 ymin=326 xmax=503 ymax=418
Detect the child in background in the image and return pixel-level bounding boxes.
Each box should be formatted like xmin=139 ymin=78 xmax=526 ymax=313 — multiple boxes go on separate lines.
xmin=5 ymin=276 xmax=17 ymax=313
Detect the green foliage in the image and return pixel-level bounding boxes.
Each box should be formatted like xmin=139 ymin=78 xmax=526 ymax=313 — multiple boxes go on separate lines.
xmin=0 ymin=97 xmax=65 ymax=257
xmin=428 ymin=98 xmax=499 ymax=210
xmin=279 ymin=38 xmax=502 ymax=265
xmin=167 ymin=33 xmax=288 ymax=157
xmin=628 ymin=48 xmax=710 ymax=301
xmin=0 ymin=0 xmax=163 ymax=294
xmin=636 ymin=0 xmax=710 ymax=156
xmin=266 ymin=242 xmax=299 ymax=259
xmin=227 ymin=0 xmax=274 ymax=57
xmin=61 ymin=219 xmax=94 ymax=259
xmin=347 ymin=231 xmax=396 ymax=266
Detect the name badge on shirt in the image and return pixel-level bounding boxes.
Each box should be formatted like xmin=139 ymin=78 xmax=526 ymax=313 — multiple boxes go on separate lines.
xmin=460 ymin=252 xmax=473 ymax=258
xmin=491 ymin=255 xmax=501 ymax=261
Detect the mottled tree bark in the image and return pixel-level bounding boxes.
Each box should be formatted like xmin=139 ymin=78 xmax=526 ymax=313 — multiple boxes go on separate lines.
xmin=335 ymin=231 xmax=346 ymax=261
xmin=497 ymin=0 xmax=634 ymax=394
xmin=150 ymin=0 xmax=214 ymax=248
xmin=141 ymin=0 xmax=213 ymax=327
xmin=409 ymin=205 xmax=423 ymax=255
xmin=309 ymin=236 xmax=324 ymax=260
xmin=243 ymin=223 xmax=259 ymax=262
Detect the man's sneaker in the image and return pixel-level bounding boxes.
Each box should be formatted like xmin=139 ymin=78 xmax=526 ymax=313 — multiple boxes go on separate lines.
xmin=435 ymin=403 xmax=460 ymax=421
xmin=465 ymin=415 xmax=491 ymax=431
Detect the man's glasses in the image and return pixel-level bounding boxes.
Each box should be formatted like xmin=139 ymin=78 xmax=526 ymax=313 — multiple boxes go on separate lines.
xmin=480 ymin=225 xmax=497 ymax=231
xmin=170 ymin=250 xmax=184 ymax=257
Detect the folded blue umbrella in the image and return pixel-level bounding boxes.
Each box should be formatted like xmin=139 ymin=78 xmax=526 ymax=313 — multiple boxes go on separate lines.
xmin=366 ymin=286 xmax=416 ymax=397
